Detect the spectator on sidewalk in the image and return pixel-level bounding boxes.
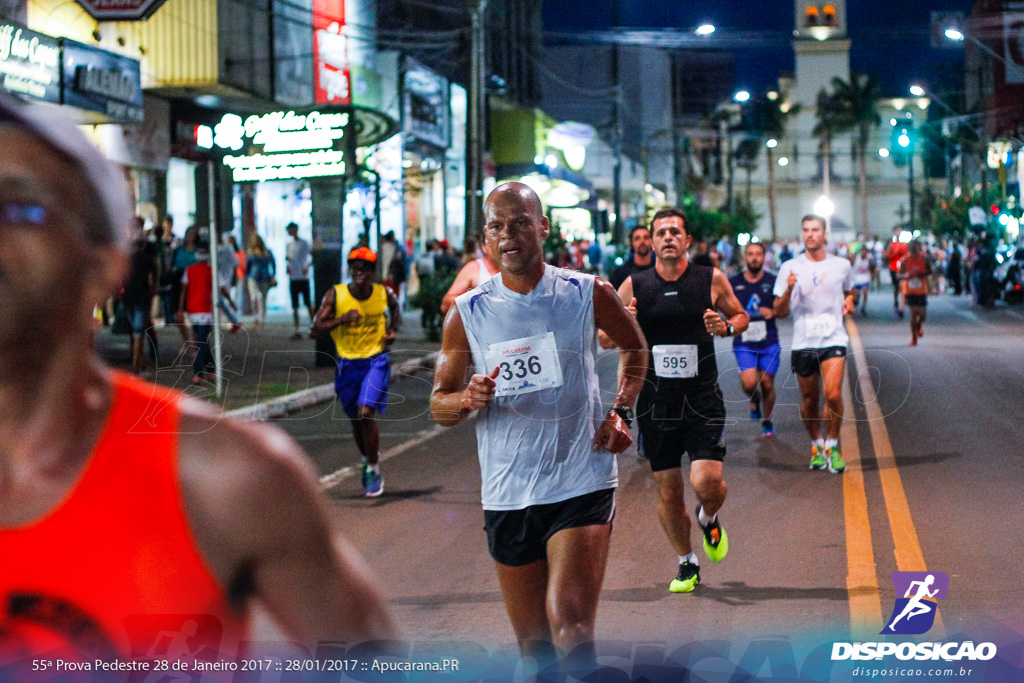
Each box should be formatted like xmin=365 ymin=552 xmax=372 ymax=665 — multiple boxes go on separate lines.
xmin=217 ymin=235 xmax=243 ymax=333
xmin=285 ymin=222 xmax=314 ymax=340
xmin=246 ymin=234 xmax=276 ymax=328
xmin=227 ymin=234 xmax=247 ymax=312
xmin=178 ymin=244 xmax=215 ymax=384
xmin=122 ymin=221 xmax=159 ymax=375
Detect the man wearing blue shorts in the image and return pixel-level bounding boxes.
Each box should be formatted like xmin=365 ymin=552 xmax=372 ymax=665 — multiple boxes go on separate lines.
xmin=312 ymin=247 xmax=400 ymax=496
xmin=728 ymin=241 xmax=781 ymax=438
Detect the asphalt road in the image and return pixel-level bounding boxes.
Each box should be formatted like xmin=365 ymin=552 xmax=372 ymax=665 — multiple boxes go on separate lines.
xmin=258 ymin=290 xmax=1024 ymax=679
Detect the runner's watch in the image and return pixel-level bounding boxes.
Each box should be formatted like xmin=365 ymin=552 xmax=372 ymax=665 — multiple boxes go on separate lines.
xmin=725 ymin=323 xmax=735 ymax=337
xmin=610 ymin=405 xmax=634 ymax=427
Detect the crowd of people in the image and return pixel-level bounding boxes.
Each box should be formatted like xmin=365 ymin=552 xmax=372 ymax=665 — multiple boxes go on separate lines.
xmin=8 ymin=91 xmax=1022 ymax=680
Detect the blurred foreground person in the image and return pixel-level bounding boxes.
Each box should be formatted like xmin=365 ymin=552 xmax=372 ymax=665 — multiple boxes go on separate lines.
xmin=0 ymin=95 xmax=395 ymax=670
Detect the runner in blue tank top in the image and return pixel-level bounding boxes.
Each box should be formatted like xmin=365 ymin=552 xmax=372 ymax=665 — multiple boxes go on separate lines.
xmin=728 ymin=241 xmax=782 ymax=438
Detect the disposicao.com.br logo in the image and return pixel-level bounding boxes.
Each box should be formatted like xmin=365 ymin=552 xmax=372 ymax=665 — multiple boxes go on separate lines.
xmin=832 ymin=571 xmax=998 ymax=663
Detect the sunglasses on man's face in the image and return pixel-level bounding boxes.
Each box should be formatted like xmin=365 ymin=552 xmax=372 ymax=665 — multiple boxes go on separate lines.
xmin=1 ymin=201 xmax=48 ymax=227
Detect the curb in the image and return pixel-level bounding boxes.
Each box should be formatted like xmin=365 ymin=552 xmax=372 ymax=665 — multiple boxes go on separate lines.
xmin=225 ymin=351 xmax=439 ymax=421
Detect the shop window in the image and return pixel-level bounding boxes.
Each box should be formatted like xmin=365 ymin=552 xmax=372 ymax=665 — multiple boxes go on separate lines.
xmin=805 ymin=5 xmax=820 ymax=27
xmin=823 ymin=5 xmax=838 ymax=28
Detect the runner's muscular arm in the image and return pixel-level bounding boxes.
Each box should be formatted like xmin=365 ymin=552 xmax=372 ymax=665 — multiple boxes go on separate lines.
xmin=440 ymin=261 xmax=479 ymax=315
xmin=707 ymin=269 xmax=749 ymax=336
xmin=597 ymin=276 xmax=635 ymax=349
xmin=310 ymin=287 xmax=360 ymax=337
xmin=178 ymin=412 xmax=398 ymax=648
xmin=430 ymin=306 xmax=499 ymax=427
xmin=774 ymin=266 xmax=796 ymax=319
xmin=592 ymin=278 xmax=648 ymax=453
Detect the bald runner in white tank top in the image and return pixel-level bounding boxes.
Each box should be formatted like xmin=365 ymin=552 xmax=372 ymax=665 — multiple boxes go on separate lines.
xmin=455 ymin=265 xmax=616 ymax=511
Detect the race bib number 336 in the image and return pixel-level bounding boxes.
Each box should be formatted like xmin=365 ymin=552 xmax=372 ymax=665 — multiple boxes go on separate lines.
xmin=485 ymin=331 xmax=564 ymax=397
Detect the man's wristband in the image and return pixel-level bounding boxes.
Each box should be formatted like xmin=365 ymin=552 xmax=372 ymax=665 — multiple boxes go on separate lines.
xmin=609 ymin=405 xmax=634 ymax=427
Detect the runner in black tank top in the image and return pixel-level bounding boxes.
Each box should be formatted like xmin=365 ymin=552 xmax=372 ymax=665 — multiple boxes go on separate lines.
xmin=599 ymin=208 xmax=749 ymax=595
xmin=631 ymin=262 xmax=718 ymax=398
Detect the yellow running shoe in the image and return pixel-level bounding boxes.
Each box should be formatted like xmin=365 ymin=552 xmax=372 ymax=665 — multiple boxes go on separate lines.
xmin=809 ymin=444 xmax=826 ymax=470
xmin=696 ymin=505 xmax=729 ymax=563
xmin=669 ymin=561 xmax=700 ymax=593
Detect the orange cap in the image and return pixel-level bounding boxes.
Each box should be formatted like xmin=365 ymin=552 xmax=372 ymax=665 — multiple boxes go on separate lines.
xmin=348 ymin=247 xmax=377 ymax=263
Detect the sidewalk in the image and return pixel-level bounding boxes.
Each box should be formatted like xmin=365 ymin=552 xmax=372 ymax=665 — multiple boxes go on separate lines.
xmin=94 ymin=309 xmax=442 ymax=416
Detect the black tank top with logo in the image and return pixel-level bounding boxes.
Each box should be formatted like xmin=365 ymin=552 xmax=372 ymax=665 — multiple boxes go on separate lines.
xmin=632 ymin=263 xmax=718 ymax=397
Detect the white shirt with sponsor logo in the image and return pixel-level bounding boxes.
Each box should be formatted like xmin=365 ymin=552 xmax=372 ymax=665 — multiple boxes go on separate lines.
xmin=774 ymin=254 xmax=853 ymax=351
xmin=455 ymin=266 xmax=616 ymax=511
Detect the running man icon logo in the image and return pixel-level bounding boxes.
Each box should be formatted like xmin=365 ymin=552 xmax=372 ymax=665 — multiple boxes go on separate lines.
xmin=745 ymin=293 xmax=762 ymax=316
xmin=881 ymin=571 xmax=950 ymax=635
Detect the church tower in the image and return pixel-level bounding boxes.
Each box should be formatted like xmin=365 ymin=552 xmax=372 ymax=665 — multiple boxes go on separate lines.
xmin=790 ymin=0 xmax=852 ymax=214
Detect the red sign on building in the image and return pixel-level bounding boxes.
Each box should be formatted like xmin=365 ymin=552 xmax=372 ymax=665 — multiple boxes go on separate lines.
xmin=312 ymin=0 xmax=349 ymax=104
xmin=74 ymin=0 xmax=167 ymax=21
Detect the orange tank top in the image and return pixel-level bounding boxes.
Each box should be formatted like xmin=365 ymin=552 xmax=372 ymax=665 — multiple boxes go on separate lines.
xmin=0 ymin=372 xmax=247 ymax=669
xmin=901 ymin=255 xmax=930 ymax=296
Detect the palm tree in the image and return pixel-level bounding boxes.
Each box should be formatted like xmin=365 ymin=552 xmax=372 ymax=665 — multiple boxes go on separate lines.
xmin=813 ymin=87 xmax=845 ymax=216
xmin=754 ymin=97 xmax=800 ymax=243
xmin=734 ymin=137 xmax=761 ymax=204
xmin=830 ymin=74 xmax=883 ymax=238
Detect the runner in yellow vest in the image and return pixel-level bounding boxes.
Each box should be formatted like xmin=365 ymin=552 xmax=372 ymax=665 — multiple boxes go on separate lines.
xmin=312 ymin=247 xmax=401 ymax=496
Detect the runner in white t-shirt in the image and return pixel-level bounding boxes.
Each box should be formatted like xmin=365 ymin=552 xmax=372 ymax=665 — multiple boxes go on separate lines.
xmin=851 ymin=245 xmax=874 ymax=316
xmin=773 ymin=215 xmax=855 ymax=474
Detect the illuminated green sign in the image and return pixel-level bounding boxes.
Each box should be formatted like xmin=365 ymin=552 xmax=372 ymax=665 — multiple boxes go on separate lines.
xmin=212 ymin=109 xmax=350 ymax=182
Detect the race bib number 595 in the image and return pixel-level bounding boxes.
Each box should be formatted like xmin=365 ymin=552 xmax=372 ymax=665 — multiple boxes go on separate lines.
xmin=485 ymin=332 xmax=564 ymax=397
xmin=651 ymin=344 xmax=699 ymax=378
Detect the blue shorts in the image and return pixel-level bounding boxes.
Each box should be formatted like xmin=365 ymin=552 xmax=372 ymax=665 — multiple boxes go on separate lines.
xmin=334 ymin=353 xmax=390 ymax=419
xmin=733 ymin=344 xmax=781 ymax=376
xmin=126 ymin=305 xmax=148 ymax=335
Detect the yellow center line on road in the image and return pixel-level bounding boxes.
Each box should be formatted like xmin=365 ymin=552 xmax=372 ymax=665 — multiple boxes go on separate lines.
xmin=846 ymin=319 xmax=945 ymax=637
xmin=840 ymin=376 xmax=883 ymax=636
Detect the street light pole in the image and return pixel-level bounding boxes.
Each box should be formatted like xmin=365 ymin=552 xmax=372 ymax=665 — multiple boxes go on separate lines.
xmin=465 ymin=0 xmax=488 ymax=240
xmin=908 ymin=150 xmax=915 ymax=229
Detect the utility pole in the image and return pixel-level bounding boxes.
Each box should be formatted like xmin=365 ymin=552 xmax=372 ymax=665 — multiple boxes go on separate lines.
xmin=465 ymin=0 xmax=488 ymax=240
xmin=610 ymin=0 xmax=623 ymax=245
xmin=611 ymin=53 xmax=623 ymax=245
xmin=908 ymin=148 xmax=915 ymax=229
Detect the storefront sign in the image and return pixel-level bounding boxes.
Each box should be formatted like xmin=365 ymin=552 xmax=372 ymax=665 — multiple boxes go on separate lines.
xmin=62 ymin=39 xmax=143 ymax=123
xmin=74 ymin=0 xmax=168 ymax=21
xmin=313 ymin=0 xmax=349 ymax=104
xmin=0 ymin=22 xmax=60 ymax=102
xmin=403 ymin=58 xmax=449 ymax=148
xmin=214 ymin=109 xmax=350 ymax=182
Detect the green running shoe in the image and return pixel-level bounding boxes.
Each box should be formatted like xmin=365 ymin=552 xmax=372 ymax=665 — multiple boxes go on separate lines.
xmin=826 ymin=446 xmax=846 ymax=474
xmin=809 ymin=445 xmax=826 ymax=470
xmin=669 ymin=561 xmax=700 ymax=593
xmin=696 ymin=505 xmax=728 ymax=563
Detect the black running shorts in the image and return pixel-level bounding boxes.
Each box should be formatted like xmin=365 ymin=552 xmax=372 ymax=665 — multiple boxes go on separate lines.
xmin=636 ymin=387 xmax=726 ymax=471
xmin=484 ymin=488 xmax=616 ymax=567
xmin=791 ymin=346 xmax=847 ymax=378
xmin=289 ymin=279 xmax=312 ymax=309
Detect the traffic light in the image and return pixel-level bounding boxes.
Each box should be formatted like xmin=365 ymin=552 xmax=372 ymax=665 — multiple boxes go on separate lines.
xmin=889 ymin=118 xmax=915 ymax=165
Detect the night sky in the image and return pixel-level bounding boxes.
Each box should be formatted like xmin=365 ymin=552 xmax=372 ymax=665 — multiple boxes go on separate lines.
xmin=543 ymin=0 xmax=978 ymax=98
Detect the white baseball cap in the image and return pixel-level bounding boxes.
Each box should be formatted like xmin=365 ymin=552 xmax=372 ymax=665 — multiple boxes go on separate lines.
xmin=0 ymin=93 xmax=134 ymax=249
